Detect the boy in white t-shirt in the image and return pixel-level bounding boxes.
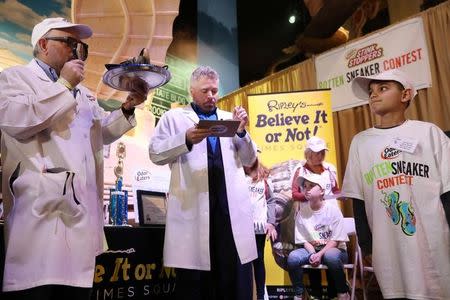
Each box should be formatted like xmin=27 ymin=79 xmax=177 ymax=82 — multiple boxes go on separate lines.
xmin=341 ymin=69 xmax=450 ymax=299
xmin=287 ymin=173 xmax=350 ymax=300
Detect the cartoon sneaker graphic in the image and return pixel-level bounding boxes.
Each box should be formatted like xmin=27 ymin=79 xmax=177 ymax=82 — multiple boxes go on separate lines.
xmin=381 ymin=191 xmax=401 ymax=225
xmin=397 ymin=201 xmax=416 ymax=236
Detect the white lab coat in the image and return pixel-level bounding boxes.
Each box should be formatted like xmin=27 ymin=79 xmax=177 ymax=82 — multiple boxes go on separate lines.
xmin=0 ymin=60 xmax=135 ymax=291
xmin=149 ymin=105 xmax=258 ymax=270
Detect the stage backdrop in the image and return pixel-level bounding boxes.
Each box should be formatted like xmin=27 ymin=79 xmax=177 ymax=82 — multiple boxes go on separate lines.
xmin=247 ymin=89 xmax=337 ymax=298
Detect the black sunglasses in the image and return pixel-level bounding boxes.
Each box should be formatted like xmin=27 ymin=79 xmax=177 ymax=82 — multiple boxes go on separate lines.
xmin=45 ymin=36 xmax=89 ymax=61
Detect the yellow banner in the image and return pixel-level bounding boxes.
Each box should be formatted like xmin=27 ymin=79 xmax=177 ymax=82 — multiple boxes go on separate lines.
xmin=247 ymin=89 xmax=337 ymax=288
xmin=248 ymin=90 xmax=337 ymax=167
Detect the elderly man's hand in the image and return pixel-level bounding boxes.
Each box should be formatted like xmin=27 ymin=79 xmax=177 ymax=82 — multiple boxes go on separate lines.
xmin=123 ymin=92 xmax=147 ymax=110
xmin=122 ymin=79 xmax=149 ymax=110
xmin=60 ymin=59 xmax=85 ymax=88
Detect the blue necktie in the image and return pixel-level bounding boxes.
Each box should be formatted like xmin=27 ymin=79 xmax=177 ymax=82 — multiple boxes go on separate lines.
xmin=198 ymin=114 xmax=217 ymax=153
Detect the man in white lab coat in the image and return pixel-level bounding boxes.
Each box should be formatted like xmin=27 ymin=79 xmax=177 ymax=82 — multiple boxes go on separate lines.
xmin=149 ymin=66 xmax=258 ymax=300
xmin=0 ymin=18 xmax=148 ymax=300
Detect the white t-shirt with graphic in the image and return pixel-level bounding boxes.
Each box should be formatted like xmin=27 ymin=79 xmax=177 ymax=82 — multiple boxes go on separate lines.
xmin=342 ymin=120 xmax=450 ymax=299
xmin=247 ymin=177 xmax=274 ymax=234
xmin=295 ymin=201 xmax=348 ymax=251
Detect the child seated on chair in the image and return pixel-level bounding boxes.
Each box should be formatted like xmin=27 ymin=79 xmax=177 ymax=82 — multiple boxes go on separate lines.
xmin=287 ymin=173 xmax=350 ymax=300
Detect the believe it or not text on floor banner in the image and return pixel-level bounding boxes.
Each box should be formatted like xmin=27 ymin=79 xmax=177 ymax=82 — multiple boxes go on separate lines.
xmin=247 ymin=89 xmax=338 ymax=298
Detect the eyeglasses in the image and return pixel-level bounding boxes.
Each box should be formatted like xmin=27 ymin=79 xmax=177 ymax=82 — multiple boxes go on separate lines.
xmin=45 ymin=36 xmax=89 ymax=61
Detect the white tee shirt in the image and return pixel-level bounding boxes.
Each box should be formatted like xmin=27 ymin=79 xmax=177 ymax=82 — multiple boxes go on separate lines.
xmin=247 ymin=177 xmax=273 ymax=234
xmin=342 ymin=120 xmax=450 ymax=299
xmin=294 ymin=201 xmax=348 ymax=251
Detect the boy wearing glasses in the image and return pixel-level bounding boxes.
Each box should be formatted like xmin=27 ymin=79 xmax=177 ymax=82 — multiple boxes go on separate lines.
xmin=0 ymin=17 xmax=148 ymax=299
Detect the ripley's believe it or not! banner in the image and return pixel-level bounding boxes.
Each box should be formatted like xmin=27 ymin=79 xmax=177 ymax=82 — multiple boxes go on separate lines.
xmin=247 ymin=90 xmax=337 ymax=298
xmin=315 ymin=16 xmax=432 ymax=112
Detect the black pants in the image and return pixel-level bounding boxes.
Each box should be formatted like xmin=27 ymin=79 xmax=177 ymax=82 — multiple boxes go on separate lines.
xmin=174 ymin=205 xmax=253 ymax=300
xmin=2 ymin=285 xmax=92 ymax=300
xmin=253 ymin=234 xmax=267 ymax=299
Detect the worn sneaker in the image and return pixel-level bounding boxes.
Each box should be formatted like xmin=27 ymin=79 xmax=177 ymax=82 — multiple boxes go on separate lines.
xmin=337 ymin=292 xmax=350 ymax=300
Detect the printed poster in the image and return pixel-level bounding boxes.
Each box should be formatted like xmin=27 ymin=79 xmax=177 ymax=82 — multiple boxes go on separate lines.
xmin=247 ymin=90 xmax=337 ymax=298
xmin=315 ymin=17 xmax=431 ymax=111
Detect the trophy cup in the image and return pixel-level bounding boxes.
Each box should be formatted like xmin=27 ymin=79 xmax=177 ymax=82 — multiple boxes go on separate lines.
xmin=109 ymin=142 xmax=129 ymax=225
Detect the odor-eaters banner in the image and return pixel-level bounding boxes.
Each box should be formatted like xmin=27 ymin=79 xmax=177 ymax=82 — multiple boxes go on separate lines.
xmin=247 ymin=90 xmax=337 ymax=298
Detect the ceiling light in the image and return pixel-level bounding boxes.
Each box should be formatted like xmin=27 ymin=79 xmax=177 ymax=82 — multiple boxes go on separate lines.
xmin=289 ymin=15 xmax=296 ymax=24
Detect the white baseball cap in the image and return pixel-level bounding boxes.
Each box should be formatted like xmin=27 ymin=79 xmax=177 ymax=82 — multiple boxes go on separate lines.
xmin=297 ymin=173 xmax=326 ymax=190
xmin=352 ymin=69 xmax=417 ymax=100
xmin=31 ymin=17 xmax=93 ymax=48
xmin=306 ymin=136 xmax=328 ymax=152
